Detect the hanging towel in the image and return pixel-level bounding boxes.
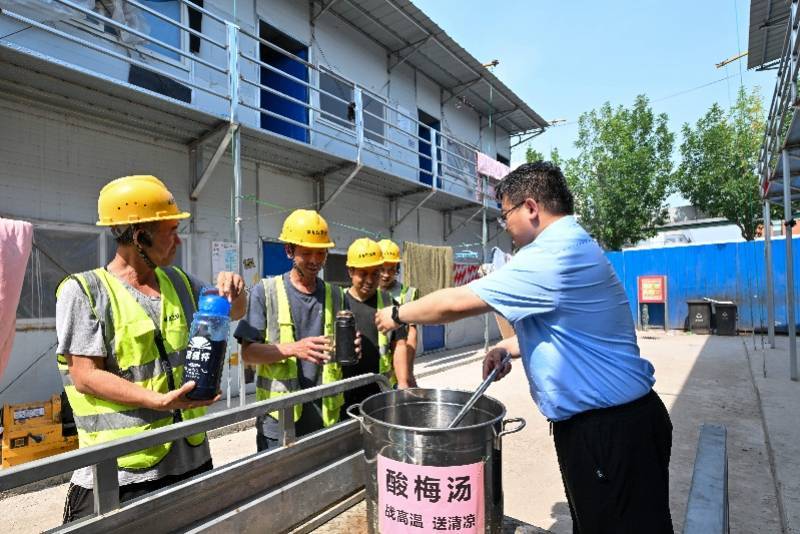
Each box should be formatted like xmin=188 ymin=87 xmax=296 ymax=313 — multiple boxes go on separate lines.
xmin=402 ymin=242 xmax=453 ymax=298
xmin=0 ymin=218 xmax=33 ymax=379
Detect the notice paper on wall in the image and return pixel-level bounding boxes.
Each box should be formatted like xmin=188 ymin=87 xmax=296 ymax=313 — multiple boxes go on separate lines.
xmin=211 ymin=241 xmax=238 ymax=278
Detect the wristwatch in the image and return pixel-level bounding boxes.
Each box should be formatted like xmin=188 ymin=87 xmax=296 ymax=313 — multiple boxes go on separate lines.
xmin=391 ymin=305 xmax=407 ymax=326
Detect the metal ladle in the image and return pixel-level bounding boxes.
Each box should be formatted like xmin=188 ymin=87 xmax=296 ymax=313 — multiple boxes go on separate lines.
xmin=448 ymin=353 xmax=512 ymax=428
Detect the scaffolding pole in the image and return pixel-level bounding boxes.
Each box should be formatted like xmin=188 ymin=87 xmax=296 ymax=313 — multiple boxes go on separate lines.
xmin=765 ymin=200 xmax=776 ymax=348
xmin=482 ymin=176 xmax=489 ymax=351
xmin=782 ymin=150 xmax=798 ymax=380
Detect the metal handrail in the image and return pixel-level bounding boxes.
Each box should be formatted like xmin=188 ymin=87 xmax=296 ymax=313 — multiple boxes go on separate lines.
xmin=0 ymin=1 xmax=500 ymax=203
xmin=759 ymin=1 xmax=800 ymax=193
xmin=0 ymin=374 xmax=388 ymax=491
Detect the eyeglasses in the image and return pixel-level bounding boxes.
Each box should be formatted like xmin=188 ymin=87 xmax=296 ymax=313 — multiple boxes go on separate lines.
xmin=496 ymin=201 xmax=526 ymax=229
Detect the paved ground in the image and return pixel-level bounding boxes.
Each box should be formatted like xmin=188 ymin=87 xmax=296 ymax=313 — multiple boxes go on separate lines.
xmin=2 ymin=333 xmax=798 ymax=533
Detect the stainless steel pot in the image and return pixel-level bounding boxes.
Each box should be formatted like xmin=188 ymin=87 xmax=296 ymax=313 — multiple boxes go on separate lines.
xmin=347 ymin=388 xmax=526 ymax=533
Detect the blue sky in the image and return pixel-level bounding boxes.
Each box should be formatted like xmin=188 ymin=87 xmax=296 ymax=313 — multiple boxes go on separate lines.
xmin=414 ymin=0 xmax=774 ymax=170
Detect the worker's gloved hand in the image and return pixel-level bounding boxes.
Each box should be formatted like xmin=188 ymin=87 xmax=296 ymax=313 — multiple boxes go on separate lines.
xmin=288 ymin=335 xmax=332 ymax=364
xmin=354 ymin=331 xmax=362 ymax=360
xmin=482 ymin=347 xmax=512 ymax=382
xmin=155 ymin=381 xmax=220 ymax=411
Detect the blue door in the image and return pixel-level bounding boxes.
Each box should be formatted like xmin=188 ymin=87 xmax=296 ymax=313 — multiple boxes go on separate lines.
xmin=260 ymin=22 xmax=309 ymax=143
xmin=422 ymin=325 xmax=445 ymax=352
xmin=418 ymin=110 xmax=441 ymax=188
xmin=262 ymin=242 xmax=293 ymax=277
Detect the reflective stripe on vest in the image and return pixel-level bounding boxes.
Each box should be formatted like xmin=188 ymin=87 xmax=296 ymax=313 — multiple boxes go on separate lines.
xmin=56 ymin=266 xmax=207 ymax=470
xmin=399 ymin=285 xmax=417 ymax=305
xmin=256 ymin=276 xmax=345 ymax=426
xmin=376 ymin=290 xmax=397 ymax=387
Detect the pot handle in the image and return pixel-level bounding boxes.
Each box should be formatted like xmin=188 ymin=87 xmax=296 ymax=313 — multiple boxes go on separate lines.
xmin=497 ymin=417 xmax=526 ymax=438
xmin=345 ymin=403 xmax=363 ymax=422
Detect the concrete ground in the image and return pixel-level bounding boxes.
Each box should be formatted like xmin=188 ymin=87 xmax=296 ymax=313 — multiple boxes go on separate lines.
xmin=2 ymin=334 xmax=797 ymax=533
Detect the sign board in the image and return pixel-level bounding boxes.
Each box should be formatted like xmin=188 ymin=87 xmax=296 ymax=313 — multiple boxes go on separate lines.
xmin=637 ymin=275 xmax=667 ymax=303
xmin=378 ymin=454 xmax=484 ymax=533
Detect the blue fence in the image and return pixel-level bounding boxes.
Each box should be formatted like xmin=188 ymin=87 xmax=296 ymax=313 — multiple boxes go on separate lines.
xmin=607 ymin=236 xmax=800 ymax=331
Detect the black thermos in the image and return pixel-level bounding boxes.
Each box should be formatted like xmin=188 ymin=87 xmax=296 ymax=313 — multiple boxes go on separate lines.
xmin=334 ymin=310 xmax=358 ymax=366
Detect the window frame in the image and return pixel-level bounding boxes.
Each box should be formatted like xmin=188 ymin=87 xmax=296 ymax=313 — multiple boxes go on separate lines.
xmin=316 ymin=67 xmax=386 ymax=147
xmin=72 ymin=0 xmax=191 ymax=73
xmin=16 ymin=220 xmax=192 ymax=328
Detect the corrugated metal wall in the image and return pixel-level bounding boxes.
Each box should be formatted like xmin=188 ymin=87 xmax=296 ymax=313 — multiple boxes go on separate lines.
xmin=607 ymin=237 xmax=800 ymax=331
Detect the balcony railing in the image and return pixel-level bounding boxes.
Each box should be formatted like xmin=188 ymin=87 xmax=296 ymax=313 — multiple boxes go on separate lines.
xmin=0 ymin=0 xmax=496 ymax=205
xmin=758 ymin=0 xmax=800 ymax=197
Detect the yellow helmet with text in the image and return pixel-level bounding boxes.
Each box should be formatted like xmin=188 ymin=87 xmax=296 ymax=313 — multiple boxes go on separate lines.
xmin=96 ymin=175 xmax=190 ymax=226
xmin=347 ymin=238 xmax=384 ymax=268
xmin=279 ymin=209 xmax=335 ymax=248
xmin=377 ymin=239 xmax=401 ymax=264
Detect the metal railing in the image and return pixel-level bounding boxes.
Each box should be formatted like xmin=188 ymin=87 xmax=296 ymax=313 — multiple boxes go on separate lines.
xmin=758 ymin=0 xmax=800 ymax=194
xmin=0 ymin=374 xmax=389 ymax=521
xmin=0 ymin=0 xmax=492 ymax=204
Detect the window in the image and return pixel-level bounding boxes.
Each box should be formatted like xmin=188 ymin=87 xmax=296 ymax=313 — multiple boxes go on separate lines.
xmin=319 ymin=71 xmax=352 ymax=130
xmin=496 ymin=153 xmax=510 ymax=166
xmin=363 ymin=94 xmax=385 ymax=144
xmin=139 ymin=0 xmax=182 ymax=61
xmin=18 ymin=227 xmax=104 ymax=322
xmin=16 ymin=224 xmax=192 ymax=323
xmin=318 ymin=69 xmax=385 ymax=144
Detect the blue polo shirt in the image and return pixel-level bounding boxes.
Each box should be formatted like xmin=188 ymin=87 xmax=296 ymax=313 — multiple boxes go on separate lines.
xmin=469 ymin=216 xmax=655 ymax=421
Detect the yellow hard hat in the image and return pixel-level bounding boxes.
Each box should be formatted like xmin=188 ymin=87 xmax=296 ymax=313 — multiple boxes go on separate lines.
xmin=96 ymin=175 xmax=190 ymax=226
xmin=347 ymin=238 xmax=384 ymax=268
xmin=279 ymin=209 xmax=335 ymax=248
xmin=377 ymin=239 xmax=401 ymax=264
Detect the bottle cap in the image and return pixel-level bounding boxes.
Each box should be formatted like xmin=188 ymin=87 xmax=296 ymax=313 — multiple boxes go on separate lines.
xmin=198 ymin=292 xmax=231 ymax=317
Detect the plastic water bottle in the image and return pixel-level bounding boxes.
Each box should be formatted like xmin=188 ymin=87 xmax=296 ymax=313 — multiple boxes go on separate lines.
xmin=182 ymin=289 xmax=230 ymax=401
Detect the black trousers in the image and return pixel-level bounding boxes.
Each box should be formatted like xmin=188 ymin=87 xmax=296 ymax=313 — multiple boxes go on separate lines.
xmin=552 ymin=390 xmax=673 ymax=534
xmin=62 ymin=459 xmax=213 ymax=524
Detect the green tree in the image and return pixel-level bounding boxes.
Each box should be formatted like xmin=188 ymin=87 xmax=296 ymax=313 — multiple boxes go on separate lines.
xmin=525 ymin=146 xmax=563 ymax=166
xmin=566 ymin=95 xmax=675 ymax=250
xmin=675 ymin=87 xmax=764 ymax=241
xmin=525 ymin=147 xmax=545 ymax=162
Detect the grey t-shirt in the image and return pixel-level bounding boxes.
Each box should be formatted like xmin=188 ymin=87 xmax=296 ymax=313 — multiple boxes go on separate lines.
xmin=234 ymin=273 xmax=327 ymax=439
xmin=56 ymin=269 xmax=212 ymax=489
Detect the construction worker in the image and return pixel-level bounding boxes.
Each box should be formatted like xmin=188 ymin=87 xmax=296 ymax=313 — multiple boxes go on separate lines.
xmin=57 ymin=175 xmax=246 ymax=523
xmin=343 ymin=238 xmax=413 ymax=408
xmin=378 ymin=239 xmax=418 ymax=386
xmin=235 ymin=209 xmax=353 ymax=451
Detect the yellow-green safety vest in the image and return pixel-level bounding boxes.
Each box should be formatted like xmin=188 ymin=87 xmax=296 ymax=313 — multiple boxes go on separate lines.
xmin=56 ymin=266 xmax=207 ymax=470
xmin=398 ymin=285 xmax=418 ymax=305
xmin=375 ymin=289 xmax=398 ymax=387
xmin=255 ymin=276 xmax=345 ymax=426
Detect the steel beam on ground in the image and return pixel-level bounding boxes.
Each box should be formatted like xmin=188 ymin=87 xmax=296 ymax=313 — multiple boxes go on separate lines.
xmin=782 ymin=150 xmax=798 ymax=381
xmin=765 ymin=200 xmax=776 ymax=348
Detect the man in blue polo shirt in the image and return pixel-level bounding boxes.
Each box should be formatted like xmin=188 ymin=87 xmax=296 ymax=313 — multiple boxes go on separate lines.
xmin=375 ymin=161 xmax=673 ymax=533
